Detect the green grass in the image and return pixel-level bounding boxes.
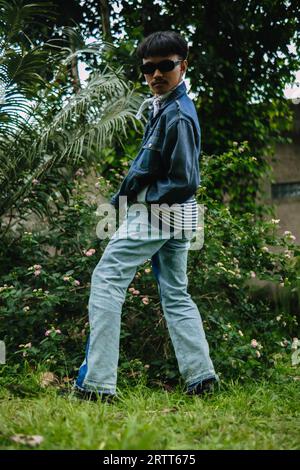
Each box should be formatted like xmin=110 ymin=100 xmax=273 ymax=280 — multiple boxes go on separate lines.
xmin=0 ymin=364 xmax=300 ymax=450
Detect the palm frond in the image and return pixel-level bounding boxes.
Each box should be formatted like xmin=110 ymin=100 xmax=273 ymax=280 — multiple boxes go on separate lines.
xmin=0 ymin=0 xmax=56 ymax=45
xmin=0 ymin=16 xmax=148 ymax=223
xmin=0 ymin=65 xmax=145 ymax=219
xmin=36 ymin=65 xmax=144 ymax=162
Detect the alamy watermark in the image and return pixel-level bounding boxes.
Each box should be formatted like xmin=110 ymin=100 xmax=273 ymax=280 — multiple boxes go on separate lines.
xmin=94 ymin=196 xmax=205 ymax=250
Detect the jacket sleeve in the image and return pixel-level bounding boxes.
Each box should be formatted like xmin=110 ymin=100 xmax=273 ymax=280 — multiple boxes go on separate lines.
xmin=145 ymin=118 xmax=200 ymax=205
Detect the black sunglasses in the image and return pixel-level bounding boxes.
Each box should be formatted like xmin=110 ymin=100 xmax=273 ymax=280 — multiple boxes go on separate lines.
xmin=140 ymin=59 xmax=182 ymax=75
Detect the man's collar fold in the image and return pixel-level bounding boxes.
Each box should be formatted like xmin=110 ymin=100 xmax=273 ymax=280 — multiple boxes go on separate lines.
xmin=135 ymin=80 xmax=187 ymax=120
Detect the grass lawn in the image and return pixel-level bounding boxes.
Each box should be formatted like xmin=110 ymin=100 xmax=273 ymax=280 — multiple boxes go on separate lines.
xmin=0 ymin=364 xmax=299 ymax=450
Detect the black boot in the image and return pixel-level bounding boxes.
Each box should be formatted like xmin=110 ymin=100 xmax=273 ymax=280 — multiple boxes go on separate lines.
xmin=186 ymin=377 xmax=217 ymax=396
xmin=58 ymin=386 xmax=117 ymax=403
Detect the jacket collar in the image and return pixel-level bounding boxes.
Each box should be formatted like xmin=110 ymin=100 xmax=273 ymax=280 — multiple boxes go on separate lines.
xmin=153 ymin=78 xmax=184 ymax=104
xmin=149 ymin=80 xmax=187 ymax=121
xmin=159 ymin=80 xmax=187 ymax=106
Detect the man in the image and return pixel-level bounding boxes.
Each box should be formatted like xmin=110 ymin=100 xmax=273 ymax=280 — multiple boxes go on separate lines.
xmin=72 ymin=31 xmax=218 ymax=402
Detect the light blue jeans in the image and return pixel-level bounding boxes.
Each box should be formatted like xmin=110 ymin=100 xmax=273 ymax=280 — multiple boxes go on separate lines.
xmin=75 ymin=203 xmax=218 ymax=395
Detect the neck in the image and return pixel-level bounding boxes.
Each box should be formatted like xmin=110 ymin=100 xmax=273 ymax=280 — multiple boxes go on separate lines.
xmin=154 ymin=78 xmax=184 ymax=99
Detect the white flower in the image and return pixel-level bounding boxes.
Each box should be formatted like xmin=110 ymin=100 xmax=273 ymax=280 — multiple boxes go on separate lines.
xmin=283 ymin=231 xmax=296 ymax=241
xmin=227 ymin=269 xmax=236 ymax=276
xmin=292 ymin=338 xmax=299 ymax=350
xmin=84 ymin=248 xmax=96 ymax=257
xmin=10 ymin=434 xmax=44 ymax=447
xmin=75 ymin=168 xmax=84 ymax=177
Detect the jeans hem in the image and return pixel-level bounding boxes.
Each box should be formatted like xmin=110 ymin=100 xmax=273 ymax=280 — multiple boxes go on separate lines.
xmin=74 ymin=381 xmax=116 ymax=395
xmin=186 ymin=371 xmax=219 ymax=389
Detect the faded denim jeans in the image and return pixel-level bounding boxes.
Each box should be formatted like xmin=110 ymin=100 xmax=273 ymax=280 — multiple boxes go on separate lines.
xmin=75 ymin=203 xmax=218 ymax=395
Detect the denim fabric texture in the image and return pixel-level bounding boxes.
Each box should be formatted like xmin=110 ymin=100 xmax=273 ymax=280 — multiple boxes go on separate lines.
xmin=76 ymin=206 xmax=218 ymax=395
xmin=75 ymin=80 xmax=218 ymax=395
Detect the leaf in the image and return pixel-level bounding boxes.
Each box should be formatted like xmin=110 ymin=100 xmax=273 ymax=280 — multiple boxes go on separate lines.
xmin=161 ymin=407 xmax=178 ymax=414
xmin=10 ymin=434 xmax=44 ymax=447
xmin=39 ymin=371 xmax=59 ymax=388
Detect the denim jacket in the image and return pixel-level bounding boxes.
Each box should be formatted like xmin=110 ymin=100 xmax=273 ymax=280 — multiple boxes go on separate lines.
xmin=110 ymin=81 xmax=201 ymax=208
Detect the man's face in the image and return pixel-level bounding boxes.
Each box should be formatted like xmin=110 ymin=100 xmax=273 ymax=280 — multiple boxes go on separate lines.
xmin=142 ymin=53 xmax=187 ymax=95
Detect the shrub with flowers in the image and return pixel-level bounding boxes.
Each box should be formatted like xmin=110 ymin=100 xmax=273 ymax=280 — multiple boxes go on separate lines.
xmin=0 ymin=143 xmax=299 ymax=384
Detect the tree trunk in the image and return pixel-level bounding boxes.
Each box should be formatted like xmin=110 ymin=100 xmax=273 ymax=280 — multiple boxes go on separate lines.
xmin=99 ymin=0 xmax=112 ymax=42
xmin=70 ymin=56 xmax=81 ymax=94
xmin=68 ymin=30 xmax=81 ymax=95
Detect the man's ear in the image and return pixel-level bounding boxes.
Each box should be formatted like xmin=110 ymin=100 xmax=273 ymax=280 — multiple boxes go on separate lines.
xmin=181 ymin=59 xmax=188 ymax=72
xmin=181 ymin=59 xmax=188 ymax=76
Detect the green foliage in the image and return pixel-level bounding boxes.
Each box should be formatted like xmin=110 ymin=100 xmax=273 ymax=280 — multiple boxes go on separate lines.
xmin=0 ymin=174 xmax=102 ymax=375
xmin=0 ymin=7 xmax=144 ymax=226
xmin=113 ymin=0 xmax=300 ymax=153
xmin=1 ymin=148 xmax=299 ymax=384
xmin=0 ymin=0 xmax=299 ymax=389
xmin=5 ymin=1 xmax=298 ymax=159
xmin=197 ymin=141 xmax=273 ymax=215
xmin=0 ymin=363 xmax=300 ymax=450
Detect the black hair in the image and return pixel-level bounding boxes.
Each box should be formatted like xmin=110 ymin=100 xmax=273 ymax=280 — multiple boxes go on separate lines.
xmin=136 ymin=30 xmax=188 ymax=60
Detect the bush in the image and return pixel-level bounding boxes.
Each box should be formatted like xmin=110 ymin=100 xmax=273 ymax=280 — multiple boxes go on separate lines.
xmin=0 ymin=144 xmax=299 ymax=385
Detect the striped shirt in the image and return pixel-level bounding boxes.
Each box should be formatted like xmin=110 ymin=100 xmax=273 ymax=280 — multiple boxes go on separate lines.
xmin=152 ymin=197 xmax=198 ymax=232
xmin=136 ymin=185 xmax=198 ymax=232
